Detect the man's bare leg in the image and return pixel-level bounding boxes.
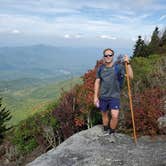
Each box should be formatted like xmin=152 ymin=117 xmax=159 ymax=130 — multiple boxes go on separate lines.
xmin=110 ymin=109 xmax=119 ymax=133
xmin=102 ymin=111 xmax=109 ymax=126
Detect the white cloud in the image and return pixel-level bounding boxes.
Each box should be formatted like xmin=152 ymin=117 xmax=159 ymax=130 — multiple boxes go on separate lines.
xmin=64 ymin=34 xmax=70 ymax=38
xmin=63 ymin=34 xmax=83 ymax=39
xmin=1 ymin=0 xmax=164 ymax=16
xmin=159 ymin=15 xmax=166 ymax=21
xmin=0 ymin=11 xmax=162 ymax=40
xmin=139 ymin=14 xmax=151 ymax=19
xmin=0 ymin=13 xmax=160 ymax=41
xmin=0 ymin=0 xmax=79 ymax=14
xmin=100 ymin=35 xmax=117 ymax=40
xmin=11 ymin=29 xmax=20 ymax=34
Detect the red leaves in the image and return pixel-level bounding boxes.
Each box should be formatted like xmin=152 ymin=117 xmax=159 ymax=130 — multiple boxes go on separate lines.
xmin=74 ymin=117 xmax=85 ymax=127
xmin=52 ymin=60 xmax=104 ymax=139
xmin=126 ymin=87 xmax=165 ymax=135
xmin=81 ymin=60 xmax=103 ymax=106
xmin=52 ymin=88 xmax=81 ymax=139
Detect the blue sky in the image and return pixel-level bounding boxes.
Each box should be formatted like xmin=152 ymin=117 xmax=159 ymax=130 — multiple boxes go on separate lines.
xmin=0 ymin=0 xmax=166 ymax=52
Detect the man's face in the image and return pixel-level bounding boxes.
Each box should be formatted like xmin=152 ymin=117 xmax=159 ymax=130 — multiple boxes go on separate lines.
xmin=103 ymin=50 xmax=114 ymax=63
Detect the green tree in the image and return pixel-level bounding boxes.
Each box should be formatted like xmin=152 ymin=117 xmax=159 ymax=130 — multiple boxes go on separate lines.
xmin=160 ymin=28 xmax=166 ymax=46
xmin=159 ymin=28 xmax=166 ymax=53
xmin=0 ymin=98 xmax=12 ymax=143
xmin=148 ymin=27 xmax=160 ymax=54
xmin=133 ymin=35 xmax=148 ymax=57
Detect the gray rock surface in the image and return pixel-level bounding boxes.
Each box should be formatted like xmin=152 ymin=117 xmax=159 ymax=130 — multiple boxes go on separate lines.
xmin=158 ymin=115 xmax=166 ymax=134
xmin=27 ymin=125 xmax=166 ymax=166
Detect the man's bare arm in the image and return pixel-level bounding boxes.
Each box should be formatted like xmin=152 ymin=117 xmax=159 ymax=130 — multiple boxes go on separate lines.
xmin=124 ymin=55 xmax=134 ymax=79
xmin=126 ymin=64 xmax=133 ymax=79
xmin=94 ymin=78 xmax=100 ymax=105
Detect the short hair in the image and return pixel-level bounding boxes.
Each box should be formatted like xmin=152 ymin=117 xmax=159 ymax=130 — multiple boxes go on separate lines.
xmin=103 ymin=48 xmax=114 ymax=56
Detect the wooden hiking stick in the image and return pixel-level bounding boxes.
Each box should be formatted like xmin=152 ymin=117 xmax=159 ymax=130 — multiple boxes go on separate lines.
xmin=125 ymin=61 xmax=137 ymax=144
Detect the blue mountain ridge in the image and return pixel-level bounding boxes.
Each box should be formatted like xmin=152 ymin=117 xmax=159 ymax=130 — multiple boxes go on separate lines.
xmin=0 ymin=44 xmax=131 ymax=84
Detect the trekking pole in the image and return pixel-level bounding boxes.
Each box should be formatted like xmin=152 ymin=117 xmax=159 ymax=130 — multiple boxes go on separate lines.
xmin=125 ymin=61 xmax=137 ymax=144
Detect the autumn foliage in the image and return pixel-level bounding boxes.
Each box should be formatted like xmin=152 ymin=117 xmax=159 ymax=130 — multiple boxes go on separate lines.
xmin=81 ymin=60 xmax=103 ymax=105
xmin=52 ymin=56 xmax=165 ymax=139
xmin=52 ymin=60 xmax=103 ymax=139
xmin=53 ymin=87 xmax=85 ymax=139
xmin=124 ymin=88 xmax=165 ymax=135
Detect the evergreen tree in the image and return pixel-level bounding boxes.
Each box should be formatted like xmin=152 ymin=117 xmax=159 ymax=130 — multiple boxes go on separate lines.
xmin=133 ymin=35 xmax=148 ymax=57
xmin=148 ymin=27 xmax=160 ymax=54
xmin=0 ymin=98 xmax=12 ymax=143
xmin=160 ymin=28 xmax=166 ymax=47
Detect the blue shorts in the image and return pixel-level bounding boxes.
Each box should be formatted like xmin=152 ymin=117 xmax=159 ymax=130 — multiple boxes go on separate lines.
xmin=99 ymin=97 xmax=120 ymax=112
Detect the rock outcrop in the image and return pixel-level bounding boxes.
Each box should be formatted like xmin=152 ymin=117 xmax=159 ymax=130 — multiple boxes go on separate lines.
xmin=27 ymin=125 xmax=166 ymax=166
xmin=158 ymin=115 xmax=166 ymax=134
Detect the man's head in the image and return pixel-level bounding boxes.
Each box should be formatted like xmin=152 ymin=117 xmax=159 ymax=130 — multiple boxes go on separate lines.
xmin=103 ymin=48 xmax=114 ymax=64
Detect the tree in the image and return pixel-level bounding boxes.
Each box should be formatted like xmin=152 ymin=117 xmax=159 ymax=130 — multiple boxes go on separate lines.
xmin=148 ymin=27 xmax=160 ymax=54
xmin=159 ymin=28 xmax=166 ymax=53
xmin=133 ymin=35 xmax=148 ymax=57
xmin=0 ymin=98 xmax=12 ymax=143
xmin=160 ymin=28 xmax=166 ymax=46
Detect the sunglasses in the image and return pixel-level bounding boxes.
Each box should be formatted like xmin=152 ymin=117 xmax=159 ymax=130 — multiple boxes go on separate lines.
xmin=104 ymin=54 xmax=113 ymax=57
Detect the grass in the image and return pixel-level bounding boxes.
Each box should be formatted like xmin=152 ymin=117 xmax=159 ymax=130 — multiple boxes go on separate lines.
xmin=1 ymin=77 xmax=82 ymax=126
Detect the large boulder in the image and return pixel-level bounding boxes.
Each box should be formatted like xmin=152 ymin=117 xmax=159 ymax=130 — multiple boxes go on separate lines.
xmin=158 ymin=114 xmax=166 ymax=134
xmin=27 ymin=125 xmax=166 ymax=166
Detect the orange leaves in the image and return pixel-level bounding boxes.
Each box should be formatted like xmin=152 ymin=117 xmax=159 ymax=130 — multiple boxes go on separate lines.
xmin=74 ymin=117 xmax=85 ymax=127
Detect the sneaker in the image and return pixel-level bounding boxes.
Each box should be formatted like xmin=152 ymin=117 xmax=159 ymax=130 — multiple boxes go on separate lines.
xmin=108 ymin=133 xmax=116 ymax=143
xmin=102 ymin=126 xmax=109 ymax=136
xmin=103 ymin=130 xmax=109 ymax=136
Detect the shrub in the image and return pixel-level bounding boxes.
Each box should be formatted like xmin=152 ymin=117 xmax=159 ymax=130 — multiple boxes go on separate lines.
xmin=52 ymin=87 xmax=86 ymax=139
xmin=124 ymin=88 xmax=165 ymax=135
xmin=12 ymin=117 xmax=39 ymax=154
xmin=12 ymin=109 xmax=59 ymax=154
xmin=131 ymin=55 xmax=166 ymax=93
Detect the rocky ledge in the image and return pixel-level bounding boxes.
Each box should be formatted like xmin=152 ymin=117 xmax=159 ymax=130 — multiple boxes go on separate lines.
xmin=27 ymin=125 xmax=166 ymax=166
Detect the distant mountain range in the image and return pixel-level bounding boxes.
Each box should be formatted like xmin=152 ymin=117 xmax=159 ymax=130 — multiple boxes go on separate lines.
xmin=0 ymin=44 xmax=131 ymax=90
xmin=0 ymin=45 xmax=101 ymax=80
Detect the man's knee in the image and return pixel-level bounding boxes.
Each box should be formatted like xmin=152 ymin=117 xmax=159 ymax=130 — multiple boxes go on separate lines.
xmin=102 ymin=111 xmax=108 ymax=117
xmin=111 ymin=109 xmax=119 ymax=119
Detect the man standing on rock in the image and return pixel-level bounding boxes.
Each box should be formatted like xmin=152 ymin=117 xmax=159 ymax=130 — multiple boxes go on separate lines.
xmin=94 ymin=48 xmax=133 ymax=141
